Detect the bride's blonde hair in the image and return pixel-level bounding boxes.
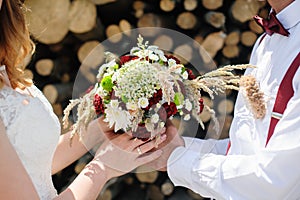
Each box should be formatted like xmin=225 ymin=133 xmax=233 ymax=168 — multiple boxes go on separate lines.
xmin=0 ymin=0 xmax=34 ymax=89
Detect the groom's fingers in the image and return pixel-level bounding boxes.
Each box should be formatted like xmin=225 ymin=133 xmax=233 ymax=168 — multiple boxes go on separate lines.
xmin=136 ymin=150 xmax=163 ymax=166
xmin=137 ymin=134 xmax=167 ymax=154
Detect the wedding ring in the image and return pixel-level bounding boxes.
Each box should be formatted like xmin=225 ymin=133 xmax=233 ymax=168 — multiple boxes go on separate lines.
xmin=137 ymin=146 xmax=142 ymax=155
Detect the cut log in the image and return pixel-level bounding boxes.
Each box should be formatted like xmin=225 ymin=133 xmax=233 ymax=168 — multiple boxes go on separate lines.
xmin=24 ymin=0 xmax=70 ymax=44
xmin=133 ymin=1 xmax=145 ymax=18
xmin=173 ymin=44 xmax=193 ymax=65
xmin=35 ymin=59 xmax=54 ymax=76
xmin=222 ymin=45 xmax=239 ymax=58
xmin=200 ymin=31 xmax=226 ymax=63
xmin=77 ymin=41 xmax=105 ymax=83
xmin=73 ymin=18 xmax=105 ymax=41
xmin=42 ymin=83 xmax=73 ymax=104
xmin=68 ymin=0 xmax=97 ymax=34
xmin=153 ymin=35 xmax=174 ymax=51
xmin=137 ymin=13 xmax=163 ymax=37
xmin=161 ymin=179 xmax=174 ymax=196
xmin=184 ymin=0 xmax=198 ymax=11
xmin=202 ymin=0 xmax=223 ymax=10
xmin=204 ymin=11 xmax=226 ymax=29
xmin=249 ymin=19 xmax=264 ymax=34
xmin=160 ymin=0 xmax=175 ymax=12
xmin=231 ymin=0 xmax=262 ymax=23
xmin=217 ymin=99 xmax=234 ymax=115
xmin=135 ymin=166 xmax=159 ymax=184
xmin=106 ymin=24 xmax=123 ymax=43
xmin=225 ymin=31 xmax=240 ymax=46
xmin=119 ymin=19 xmax=132 ymax=36
xmin=241 ymin=31 xmax=257 ymax=47
xmin=176 ymin=12 xmax=197 ymax=30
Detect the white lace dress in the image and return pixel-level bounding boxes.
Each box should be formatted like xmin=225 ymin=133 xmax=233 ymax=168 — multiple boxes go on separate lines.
xmin=0 ymin=66 xmax=60 ymax=199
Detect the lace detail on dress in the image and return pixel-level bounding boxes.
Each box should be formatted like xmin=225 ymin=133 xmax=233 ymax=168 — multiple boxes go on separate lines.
xmin=0 ymin=80 xmax=61 ymax=199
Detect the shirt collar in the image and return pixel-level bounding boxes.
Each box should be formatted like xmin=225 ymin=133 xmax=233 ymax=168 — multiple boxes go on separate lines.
xmin=276 ymin=0 xmax=300 ymax=30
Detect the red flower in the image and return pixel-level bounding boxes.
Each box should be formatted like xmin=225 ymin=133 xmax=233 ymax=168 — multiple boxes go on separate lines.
xmin=93 ymin=94 xmax=105 ymax=115
xmin=186 ymin=68 xmax=196 ymax=80
xmin=119 ymin=55 xmax=139 ymax=65
xmin=199 ymin=98 xmax=204 ymax=114
xmin=145 ymin=89 xmax=163 ymax=110
xmin=165 ymin=55 xmax=181 ymax=64
xmin=161 ymin=102 xmax=178 ymax=118
xmin=132 ymin=124 xmax=151 ymax=140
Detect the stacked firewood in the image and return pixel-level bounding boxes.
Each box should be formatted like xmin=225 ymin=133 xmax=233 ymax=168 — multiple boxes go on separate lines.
xmin=23 ymin=0 xmax=269 ymax=199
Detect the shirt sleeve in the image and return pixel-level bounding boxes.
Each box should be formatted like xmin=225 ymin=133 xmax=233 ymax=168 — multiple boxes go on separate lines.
xmin=183 ymin=137 xmax=229 ymax=155
xmin=167 ymin=69 xmax=300 ymax=200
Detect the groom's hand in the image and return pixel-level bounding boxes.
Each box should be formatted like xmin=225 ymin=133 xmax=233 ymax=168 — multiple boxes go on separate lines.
xmin=147 ymin=120 xmax=185 ymax=171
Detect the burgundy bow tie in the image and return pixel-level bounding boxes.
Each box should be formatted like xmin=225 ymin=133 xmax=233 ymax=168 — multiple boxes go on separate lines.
xmin=253 ymin=12 xmax=289 ymax=36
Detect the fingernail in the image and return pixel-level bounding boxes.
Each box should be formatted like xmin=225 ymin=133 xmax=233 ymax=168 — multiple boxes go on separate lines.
xmin=160 ymin=134 xmax=167 ymax=141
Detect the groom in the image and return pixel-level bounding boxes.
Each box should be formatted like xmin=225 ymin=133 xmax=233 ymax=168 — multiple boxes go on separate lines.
xmin=150 ymin=0 xmax=300 ymax=199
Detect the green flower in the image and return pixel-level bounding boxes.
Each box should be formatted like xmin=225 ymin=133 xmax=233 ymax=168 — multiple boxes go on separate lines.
xmin=174 ymin=92 xmax=184 ymax=106
xmin=101 ymin=76 xmax=113 ymax=92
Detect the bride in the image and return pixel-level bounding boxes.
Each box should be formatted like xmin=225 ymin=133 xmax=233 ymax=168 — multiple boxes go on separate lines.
xmin=0 ymin=0 xmax=166 ymax=199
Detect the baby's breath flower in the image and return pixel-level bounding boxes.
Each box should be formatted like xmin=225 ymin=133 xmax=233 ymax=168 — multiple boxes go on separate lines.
xmin=185 ymin=99 xmax=193 ymax=111
xmin=184 ymin=114 xmax=191 ymax=121
xmin=182 ymin=71 xmax=188 ymax=79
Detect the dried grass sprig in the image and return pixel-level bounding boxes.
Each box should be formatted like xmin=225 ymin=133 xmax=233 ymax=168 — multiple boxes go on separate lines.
xmin=239 ymin=75 xmax=266 ymax=119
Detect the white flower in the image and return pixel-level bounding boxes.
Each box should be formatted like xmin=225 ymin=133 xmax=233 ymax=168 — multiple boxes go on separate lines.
xmin=151 ymin=113 xmax=159 ymax=124
xmin=168 ymin=59 xmax=176 ymax=67
xmin=182 ymin=71 xmax=188 ymax=79
xmin=126 ymin=102 xmax=138 ymax=110
xmin=159 ymin=122 xmax=165 ymax=128
xmin=110 ymin=100 xmax=119 ymax=108
xmin=104 ymin=103 xmax=132 ymax=132
xmin=138 ymin=97 xmax=149 ymax=108
xmin=185 ymin=99 xmax=192 ymax=111
xmin=184 ymin=114 xmax=191 ymax=121
xmin=149 ymin=53 xmax=159 ymax=61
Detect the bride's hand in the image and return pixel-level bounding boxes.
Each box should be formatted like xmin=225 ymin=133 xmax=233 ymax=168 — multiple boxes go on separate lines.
xmin=93 ymin=131 xmax=167 ymax=180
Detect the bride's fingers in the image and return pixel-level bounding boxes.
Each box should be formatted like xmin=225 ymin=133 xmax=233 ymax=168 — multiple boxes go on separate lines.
xmin=134 ymin=134 xmax=167 ymax=154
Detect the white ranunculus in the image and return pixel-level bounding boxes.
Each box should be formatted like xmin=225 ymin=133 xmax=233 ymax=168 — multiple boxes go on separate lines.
xmin=138 ymin=97 xmax=149 ymax=108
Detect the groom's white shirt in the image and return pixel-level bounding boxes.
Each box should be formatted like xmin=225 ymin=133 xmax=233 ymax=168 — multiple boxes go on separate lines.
xmin=167 ymin=1 xmax=300 ymax=199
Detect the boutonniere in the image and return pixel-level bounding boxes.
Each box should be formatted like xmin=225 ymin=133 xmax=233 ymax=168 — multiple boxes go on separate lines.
xmin=239 ymin=75 xmax=266 ymax=119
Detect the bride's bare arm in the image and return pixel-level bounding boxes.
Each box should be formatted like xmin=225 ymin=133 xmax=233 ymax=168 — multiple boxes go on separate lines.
xmin=52 ymin=117 xmax=110 ymax=174
xmin=54 ymin=127 xmax=165 ymax=200
xmin=0 ymin=120 xmax=40 ymax=200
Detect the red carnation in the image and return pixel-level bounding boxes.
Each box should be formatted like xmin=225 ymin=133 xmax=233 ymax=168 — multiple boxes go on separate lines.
xmin=199 ymin=98 xmax=204 ymax=114
xmin=186 ymin=68 xmax=196 ymax=80
xmin=120 ymin=55 xmax=139 ymax=65
xmin=132 ymin=124 xmax=151 ymax=141
xmin=93 ymin=94 xmax=105 ymax=115
xmin=165 ymin=55 xmax=181 ymax=64
xmin=145 ymin=89 xmax=163 ymax=110
xmin=161 ymin=102 xmax=178 ymax=118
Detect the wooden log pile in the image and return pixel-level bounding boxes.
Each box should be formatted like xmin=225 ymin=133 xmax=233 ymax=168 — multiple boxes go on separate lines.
xmin=23 ymin=0 xmax=269 ymax=199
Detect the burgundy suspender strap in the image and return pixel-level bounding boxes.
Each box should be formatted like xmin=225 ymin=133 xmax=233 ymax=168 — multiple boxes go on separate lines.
xmin=265 ymin=52 xmax=300 ymax=146
xmin=226 ymin=52 xmax=300 ymax=155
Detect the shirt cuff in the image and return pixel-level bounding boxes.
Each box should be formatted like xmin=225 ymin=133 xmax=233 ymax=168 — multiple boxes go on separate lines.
xmin=167 ymin=146 xmax=199 ymax=189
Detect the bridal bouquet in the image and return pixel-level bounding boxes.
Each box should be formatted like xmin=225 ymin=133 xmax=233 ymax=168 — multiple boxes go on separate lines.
xmin=63 ymin=35 xmax=252 ymax=141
